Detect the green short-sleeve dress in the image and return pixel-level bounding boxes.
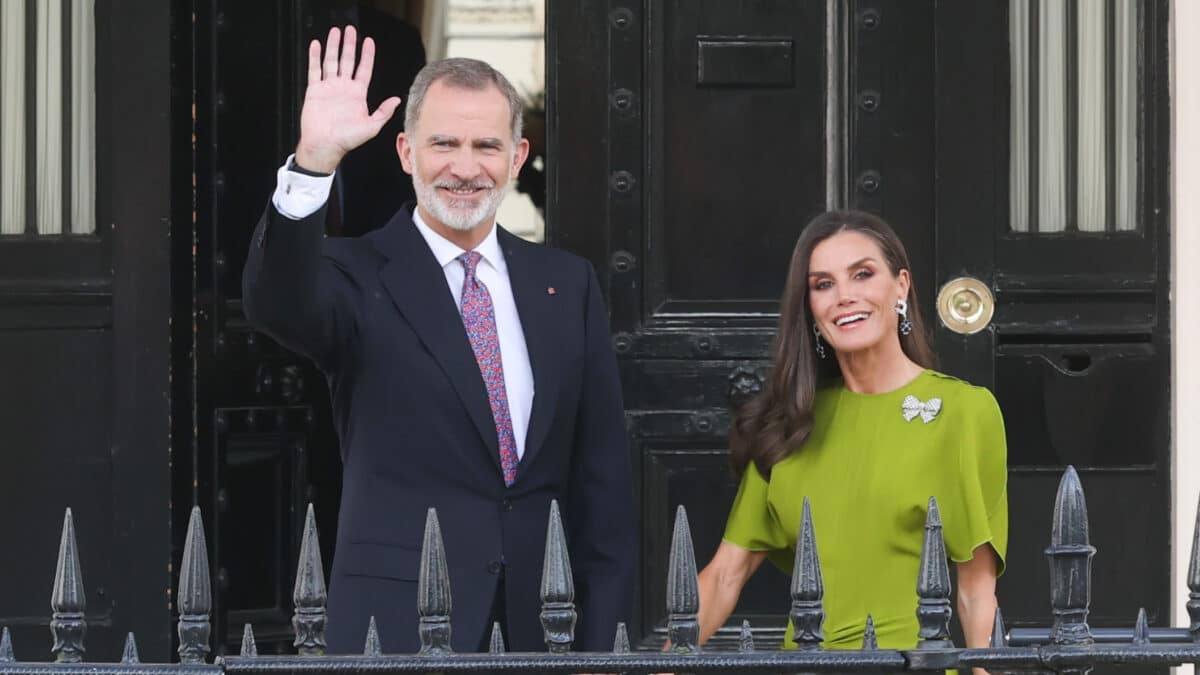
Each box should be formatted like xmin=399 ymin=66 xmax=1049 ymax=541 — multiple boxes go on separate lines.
xmin=723 ymin=369 xmax=1008 ymax=650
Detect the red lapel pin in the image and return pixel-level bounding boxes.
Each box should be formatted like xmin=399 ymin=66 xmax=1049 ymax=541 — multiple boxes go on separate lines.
xmin=547 ymin=287 xmax=557 ymax=295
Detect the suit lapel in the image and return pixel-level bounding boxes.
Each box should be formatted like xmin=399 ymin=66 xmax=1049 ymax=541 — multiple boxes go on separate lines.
xmin=500 ymin=229 xmax=557 ymax=475
xmin=373 ymin=213 xmax=502 ymax=472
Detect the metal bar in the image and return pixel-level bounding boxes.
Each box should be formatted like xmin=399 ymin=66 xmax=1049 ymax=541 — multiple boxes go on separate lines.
xmin=120 ymin=634 xmax=140 ymax=665
xmin=1065 ymin=0 xmax=1078 ymax=232
xmin=49 ymin=509 xmax=86 ymax=664
xmin=292 ymin=504 xmax=328 ymax=656
xmin=416 ymin=508 xmax=453 ymax=655
xmin=961 ymin=644 xmax=1200 ymax=670
xmin=1188 ymin=491 xmax=1200 ymax=639
xmin=0 ymin=2 xmax=6 ymax=226
xmin=1105 ymin=0 xmax=1116 ymax=232
xmin=790 ymin=497 xmax=825 ymax=650
xmin=539 ymin=500 xmax=577 ymax=653
xmin=24 ymin=0 xmax=37 ymax=234
xmin=1029 ymin=0 xmax=1040 ymax=233
xmin=1047 ymin=466 xmax=1096 ymax=644
xmin=666 ymin=505 xmax=701 ymax=653
xmin=0 ymin=662 xmax=220 ymax=667
xmin=222 ymin=652 xmax=912 ymax=672
xmin=178 ymin=507 xmax=213 ymax=664
xmin=825 ymin=0 xmax=844 ymax=209
xmin=61 ymin=0 xmax=71 ymax=232
xmin=916 ymin=498 xmax=953 ymax=647
xmin=1009 ymin=626 xmax=1195 ymax=646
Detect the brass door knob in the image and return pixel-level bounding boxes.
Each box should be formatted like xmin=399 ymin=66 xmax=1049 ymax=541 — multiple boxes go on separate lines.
xmin=936 ymin=277 xmax=994 ymax=334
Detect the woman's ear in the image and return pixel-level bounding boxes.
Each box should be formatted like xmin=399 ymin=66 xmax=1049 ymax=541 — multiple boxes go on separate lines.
xmin=896 ymin=268 xmax=912 ymax=300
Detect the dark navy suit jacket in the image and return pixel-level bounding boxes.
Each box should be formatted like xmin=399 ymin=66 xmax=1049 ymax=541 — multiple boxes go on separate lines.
xmin=243 ymin=202 xmax=634 ymax=654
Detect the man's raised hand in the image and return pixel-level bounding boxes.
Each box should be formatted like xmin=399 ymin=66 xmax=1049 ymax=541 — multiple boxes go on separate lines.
xmin=295 ymin=26 xmax=402 ymax=174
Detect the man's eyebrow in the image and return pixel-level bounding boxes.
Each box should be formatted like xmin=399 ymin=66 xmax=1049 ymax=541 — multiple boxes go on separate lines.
xmin=473 ymin=137 xmax=504 ymax=147
xmin=428 ymin=134 xmax=460 ymax=144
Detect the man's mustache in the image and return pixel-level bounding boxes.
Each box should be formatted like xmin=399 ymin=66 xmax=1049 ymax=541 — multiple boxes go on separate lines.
xmin=433 ymin=179 xmax=496 ymax=191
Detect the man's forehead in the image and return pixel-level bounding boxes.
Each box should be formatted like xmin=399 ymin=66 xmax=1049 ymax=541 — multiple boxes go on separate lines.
xmin=414 ymin=92 xmax=515 ymax=142
xmin=424 ymin=80 xmax=510 ymax=111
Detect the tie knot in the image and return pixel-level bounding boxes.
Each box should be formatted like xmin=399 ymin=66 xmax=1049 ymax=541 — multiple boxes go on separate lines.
xmin=458 ymin=251 xmax=483 ymax=279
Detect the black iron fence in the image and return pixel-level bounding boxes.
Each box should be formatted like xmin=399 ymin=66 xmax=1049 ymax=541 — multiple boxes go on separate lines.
xmin=3 ymin=466 xmax=1200 ymax=673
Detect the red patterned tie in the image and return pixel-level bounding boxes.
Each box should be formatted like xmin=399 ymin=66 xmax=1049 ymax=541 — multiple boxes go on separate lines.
xmin=457 ymin=252 xmax=519 ymax=486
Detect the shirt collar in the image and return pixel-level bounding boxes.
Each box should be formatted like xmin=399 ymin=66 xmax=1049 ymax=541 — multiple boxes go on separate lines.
xmin=411 ymin=207 xmax=507 ymax=275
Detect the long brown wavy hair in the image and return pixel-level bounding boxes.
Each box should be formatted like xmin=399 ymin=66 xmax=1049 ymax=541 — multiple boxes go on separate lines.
xmin=730 ymin=210 xmax=936 ymax=479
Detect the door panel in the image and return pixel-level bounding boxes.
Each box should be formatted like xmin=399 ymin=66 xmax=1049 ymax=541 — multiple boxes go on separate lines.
xmin=933 ymin=0 xmax=1171 ymax=651
xmin=191 ymin=0 xmax=344 ymax=654
xmin=551 ymin=0 xmax=1171 ymax=653
xmin=648 ymin=0 xmax=826 ymax=318
xmin=0 ymin=0 xmax=174 ymax=661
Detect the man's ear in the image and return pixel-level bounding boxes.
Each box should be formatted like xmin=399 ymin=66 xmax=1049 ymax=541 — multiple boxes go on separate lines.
xmin=397 ymin=132 xmax=414 ymax=175
xmin=510 ymin=137 xmax=531 ymax=179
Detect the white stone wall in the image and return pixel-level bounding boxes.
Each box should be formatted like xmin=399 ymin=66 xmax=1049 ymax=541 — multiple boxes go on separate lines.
xmin=440 ymin=0 xmax=546 ymax=242
xmin=1173 ymin=1 xmax=1199 ymax=666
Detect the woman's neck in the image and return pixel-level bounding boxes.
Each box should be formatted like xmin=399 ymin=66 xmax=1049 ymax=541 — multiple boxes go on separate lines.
xmin=836 ymin=341 xmax=925 ymax=394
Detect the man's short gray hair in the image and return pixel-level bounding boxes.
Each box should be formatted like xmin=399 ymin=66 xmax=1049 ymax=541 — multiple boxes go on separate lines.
xmin=404 ymin=58 xmax=524 ymax=141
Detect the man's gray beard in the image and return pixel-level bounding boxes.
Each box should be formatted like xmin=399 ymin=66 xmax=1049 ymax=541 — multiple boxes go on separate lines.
xmin=412 ymin=169 xmax=510 ymax=232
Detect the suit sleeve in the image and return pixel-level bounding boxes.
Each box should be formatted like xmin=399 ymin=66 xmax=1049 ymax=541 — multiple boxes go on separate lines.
xmin=566 ymin=262 xmax=636 ymax=651
xmin=242 ymin=200 xmax=360 ymax=372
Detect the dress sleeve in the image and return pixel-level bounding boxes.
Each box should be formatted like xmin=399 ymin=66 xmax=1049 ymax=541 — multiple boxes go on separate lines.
xmin=723 ymin=464 xmax=790 ymax=554
xmin=943 ymin=386 xmax=1009 ymax=576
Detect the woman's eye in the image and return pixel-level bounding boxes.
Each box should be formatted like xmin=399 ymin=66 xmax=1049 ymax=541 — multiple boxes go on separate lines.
xmin=813 ymin=280 xmax=832 ymax=291
xmin=855 ymin=269 xmax=873 ymax=280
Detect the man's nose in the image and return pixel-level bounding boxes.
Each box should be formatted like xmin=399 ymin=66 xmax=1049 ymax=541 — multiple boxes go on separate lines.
xmin=448 ymin=147 xmax=482 ymax=177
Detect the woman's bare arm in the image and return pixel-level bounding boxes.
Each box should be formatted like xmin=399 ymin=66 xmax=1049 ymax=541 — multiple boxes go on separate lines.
xmin=957 ymin=543 xmax=1000 ymax=675
xmin=695 ymin=542 xmax=769 ymax=645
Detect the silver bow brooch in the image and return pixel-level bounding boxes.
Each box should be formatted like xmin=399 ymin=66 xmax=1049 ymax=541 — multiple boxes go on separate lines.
xmin=901 ymin=395 xmax=942 ymax=423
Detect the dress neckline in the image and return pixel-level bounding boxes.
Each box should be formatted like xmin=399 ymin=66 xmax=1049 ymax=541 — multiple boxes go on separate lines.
xmin=837 ymin=368 xmax=933 ymax=400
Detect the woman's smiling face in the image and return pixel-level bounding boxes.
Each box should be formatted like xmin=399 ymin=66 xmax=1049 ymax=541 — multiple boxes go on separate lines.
xmin=807 ymin=230 xmax=911 ymax=356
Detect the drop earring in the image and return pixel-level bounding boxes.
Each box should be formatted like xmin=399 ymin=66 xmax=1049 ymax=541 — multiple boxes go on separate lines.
xmin=896 ymin=299 xmax=913 ymax=336
xmin=813 ymin=323 xmax=827 ymax=359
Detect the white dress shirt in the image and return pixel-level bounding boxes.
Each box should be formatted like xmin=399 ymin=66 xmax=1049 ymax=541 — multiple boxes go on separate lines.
xmin=271 ymin=155 xmax=535 ymax=459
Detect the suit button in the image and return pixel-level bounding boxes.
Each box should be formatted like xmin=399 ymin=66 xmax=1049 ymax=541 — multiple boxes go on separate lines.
xmin=502 ymin=498 xmax=513 ymax=512
xmin=487 ymin=561 xmax=503 ymax=575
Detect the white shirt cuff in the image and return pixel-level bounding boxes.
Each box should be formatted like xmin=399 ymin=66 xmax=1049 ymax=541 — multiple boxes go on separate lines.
xmin=271 ymin=154 xmax=335 ymax=220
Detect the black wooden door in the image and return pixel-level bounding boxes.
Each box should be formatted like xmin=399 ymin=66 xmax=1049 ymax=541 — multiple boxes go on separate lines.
xmin=549 ymin=0 xmax=1171 ymax=650
xmin=189 ymin=0 xmax=344 ymax=655
xmin=0 ymin=0 xmax=176 ymax=662
xmin=188 ymin=0 xmax=426 ymax=654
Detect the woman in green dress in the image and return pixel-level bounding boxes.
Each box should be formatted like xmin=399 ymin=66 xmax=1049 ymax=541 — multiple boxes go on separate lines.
xmin=695 ymin=210 xmax=1007 ymax=668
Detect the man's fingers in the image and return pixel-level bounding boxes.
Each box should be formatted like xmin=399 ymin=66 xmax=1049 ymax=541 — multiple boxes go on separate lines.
xmin=323 ymin=26 xmax=341 ymax=78
xmin=307 ymin=39 xmax=322 ymax=83
xmin=370 ymin=96 xmax=402 ymax=126
xmin=355 ymin=36 xmax=377 ymax=83
xmin=339 ymin=25 xmax=358 ymax=79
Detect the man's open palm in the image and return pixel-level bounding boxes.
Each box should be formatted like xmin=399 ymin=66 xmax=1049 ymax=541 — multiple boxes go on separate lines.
xmin=297 ymin=26 xmax=402 ymax=173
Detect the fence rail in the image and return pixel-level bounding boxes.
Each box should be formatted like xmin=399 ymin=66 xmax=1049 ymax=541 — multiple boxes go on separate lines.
xmin=2 ymin=465 xmax=1199 ymax=673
